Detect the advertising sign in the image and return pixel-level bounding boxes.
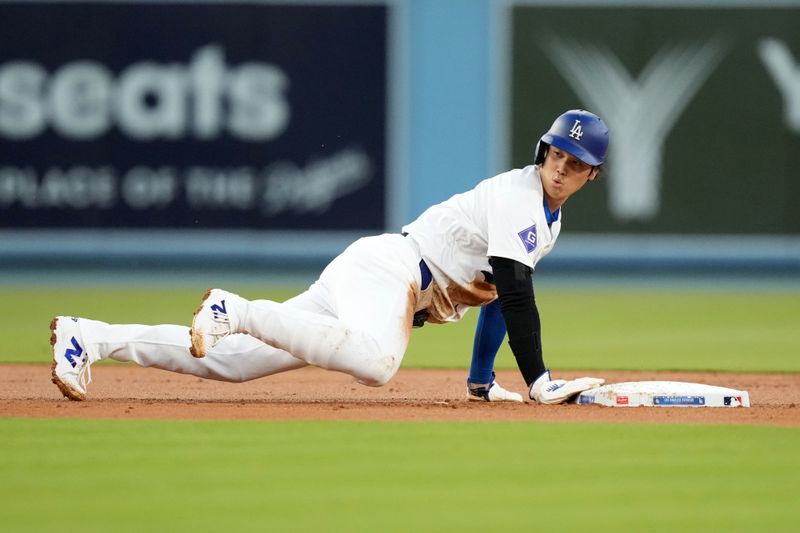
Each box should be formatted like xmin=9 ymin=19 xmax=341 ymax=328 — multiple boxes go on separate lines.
xmin=511 ymin=2 xmax=800 ymax=235
xmin=0 ymin=1 xmax=389 ymax=231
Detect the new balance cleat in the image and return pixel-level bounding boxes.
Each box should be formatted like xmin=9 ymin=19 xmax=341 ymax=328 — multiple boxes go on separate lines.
xmin=467 ymin=373 xmax=524 ymax=403
xmin=189 ymin=288 xmax=236 ymax=358
xmin=50 ymin=316 xmax=92 ymax=401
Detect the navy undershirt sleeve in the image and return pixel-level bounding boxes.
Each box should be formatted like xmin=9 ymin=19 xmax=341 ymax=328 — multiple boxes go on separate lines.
xmin=468 ymin=300 xmax=507 ymax=384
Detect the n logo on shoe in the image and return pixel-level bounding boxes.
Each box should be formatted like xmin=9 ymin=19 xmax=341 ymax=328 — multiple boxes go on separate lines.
xmin=211 ymin=300 xmax=227 ymax=315
xmin=64 ymin=337 xmax=83 ymax=368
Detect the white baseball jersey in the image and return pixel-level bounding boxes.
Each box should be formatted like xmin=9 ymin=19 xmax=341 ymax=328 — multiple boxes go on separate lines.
xmin=402 ymin=165 xmax=561 ymax=323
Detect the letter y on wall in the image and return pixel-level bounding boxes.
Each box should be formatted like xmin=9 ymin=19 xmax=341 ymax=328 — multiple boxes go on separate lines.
xmin=758 ymin=38 xmax=800 ymax=133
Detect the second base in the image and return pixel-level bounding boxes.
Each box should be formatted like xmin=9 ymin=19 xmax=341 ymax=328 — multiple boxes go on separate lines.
xmin=574 ymin=381 xmax=750 ymax=407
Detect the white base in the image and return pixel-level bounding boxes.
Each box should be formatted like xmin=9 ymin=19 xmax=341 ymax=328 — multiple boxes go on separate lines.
xmin=574 ymin=381 xmax=750 ymax=408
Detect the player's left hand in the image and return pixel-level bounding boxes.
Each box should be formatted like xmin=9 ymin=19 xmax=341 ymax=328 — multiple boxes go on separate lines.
xmin=529 ymin=370 xmax=604 ymax=404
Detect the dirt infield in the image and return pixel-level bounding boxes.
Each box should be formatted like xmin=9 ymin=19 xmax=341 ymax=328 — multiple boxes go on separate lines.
xmin=2 ymin=364 xmax=798 ymax=426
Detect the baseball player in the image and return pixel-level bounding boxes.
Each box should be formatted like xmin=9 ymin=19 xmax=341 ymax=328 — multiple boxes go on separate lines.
xmin=51 ymin=109 xmax=608 ymax=404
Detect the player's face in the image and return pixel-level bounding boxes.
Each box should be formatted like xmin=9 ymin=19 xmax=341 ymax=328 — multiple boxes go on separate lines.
xmin=539 ymin=146 xmax=598 ymax=209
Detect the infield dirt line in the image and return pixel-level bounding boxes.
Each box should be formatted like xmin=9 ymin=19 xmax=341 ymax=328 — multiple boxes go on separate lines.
xmin=2 ymin=364 xmax=798 ymax=426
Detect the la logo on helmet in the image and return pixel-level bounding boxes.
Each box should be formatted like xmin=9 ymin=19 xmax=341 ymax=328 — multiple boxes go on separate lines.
xmin=569 ymin=119 xmax=583 ymax=140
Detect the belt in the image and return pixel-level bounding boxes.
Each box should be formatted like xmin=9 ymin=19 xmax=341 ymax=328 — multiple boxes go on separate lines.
xmin=402 ymin=232 xmax=432 ymax=291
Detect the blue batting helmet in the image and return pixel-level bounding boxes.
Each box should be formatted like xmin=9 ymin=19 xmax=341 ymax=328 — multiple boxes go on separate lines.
xmin=534 ymin=110 xmax=609 ymax=167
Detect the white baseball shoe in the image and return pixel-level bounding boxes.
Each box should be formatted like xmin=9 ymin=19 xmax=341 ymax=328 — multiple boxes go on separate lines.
xmin=50 ymin=316 xmax=92 ymax=401
xmin=467 ymin=373 xmax=524 ymax=403
xmin=189 ymin=288 xmax=239 ymax=358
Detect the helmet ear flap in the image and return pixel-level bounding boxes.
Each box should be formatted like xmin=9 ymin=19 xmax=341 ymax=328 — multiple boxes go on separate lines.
xmin=534 ymin=140 xmax=548 ymax=165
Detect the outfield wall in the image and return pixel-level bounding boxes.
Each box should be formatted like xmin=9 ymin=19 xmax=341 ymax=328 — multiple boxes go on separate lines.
xmin=1 ymin=0 xmax=798 ymax=271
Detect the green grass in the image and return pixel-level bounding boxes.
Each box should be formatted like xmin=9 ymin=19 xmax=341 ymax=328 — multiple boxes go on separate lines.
xmin=4 ymin=287 xmax=798 ymax=532
xmin=3 ymin=286 xmax=798 ymax=372
xmin=2 ymin=418 xmax=797 ymax=532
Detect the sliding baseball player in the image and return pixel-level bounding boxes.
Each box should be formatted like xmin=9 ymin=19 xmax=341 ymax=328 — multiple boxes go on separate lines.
xmin=51 ymin=110 xmax=608 ymax=404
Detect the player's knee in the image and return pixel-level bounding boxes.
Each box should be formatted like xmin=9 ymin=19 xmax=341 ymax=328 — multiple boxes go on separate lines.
xmin=200 ymin=367 xmax=250 ymax=383
xmin=356 ymin=353 xmax=401 ymax=387
xmin=223 ymin=372 xmax=250 ymax=384
xmin=358 ymin=370 xmax=393 ymax=387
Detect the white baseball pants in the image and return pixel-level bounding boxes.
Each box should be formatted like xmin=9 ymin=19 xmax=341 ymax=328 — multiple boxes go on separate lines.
xmin=78 ymin=234 xmax=423 ymax=386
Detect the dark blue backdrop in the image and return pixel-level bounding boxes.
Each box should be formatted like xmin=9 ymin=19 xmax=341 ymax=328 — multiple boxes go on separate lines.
xmin=0 ymin=2 xmax=388 ymax=230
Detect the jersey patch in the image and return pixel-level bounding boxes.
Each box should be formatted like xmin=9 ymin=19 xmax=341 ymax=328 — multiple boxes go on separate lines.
xmin=517 ymin=224 xmax=538 ymax=253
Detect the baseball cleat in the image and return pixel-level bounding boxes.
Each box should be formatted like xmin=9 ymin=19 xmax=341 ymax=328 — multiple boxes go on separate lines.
xmin=50 ymin=316 xmax=92 ymax=401
xmin=189 ymin=288 xmax=235 ymax=358
xmin=467 ymin=373 xmax=524 ymax=403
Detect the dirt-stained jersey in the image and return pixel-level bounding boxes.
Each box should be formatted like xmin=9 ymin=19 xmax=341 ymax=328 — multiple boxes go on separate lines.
xmin=402 ymin=165 xmax=561 ymax=323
